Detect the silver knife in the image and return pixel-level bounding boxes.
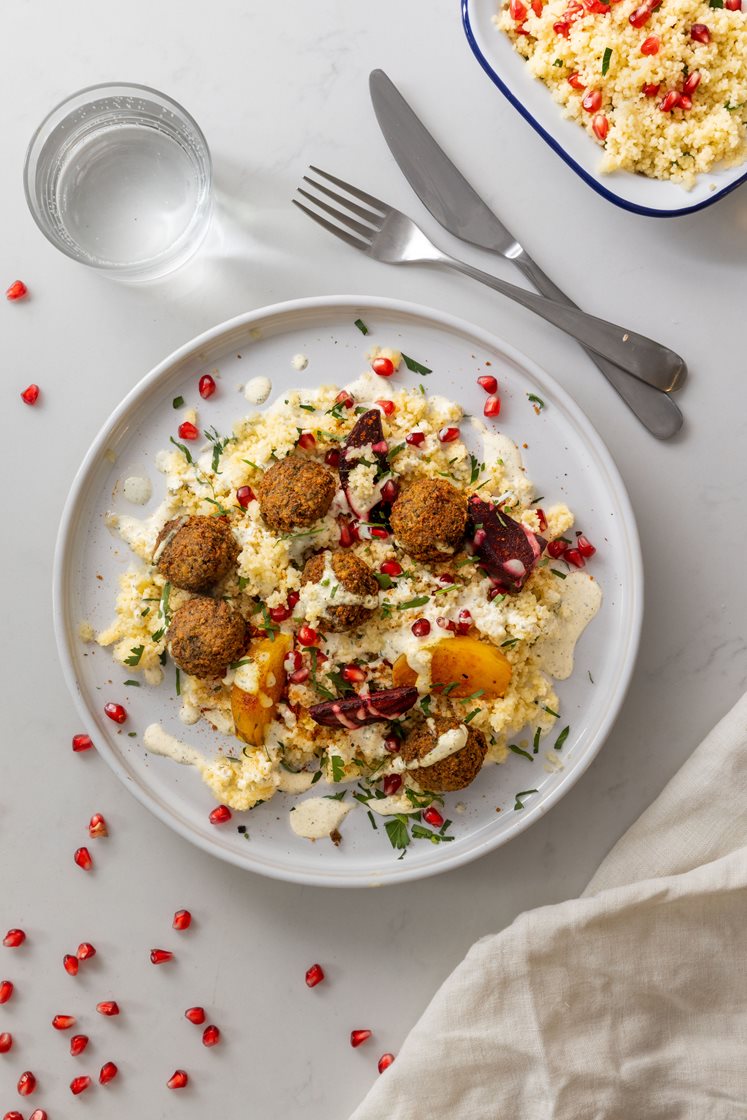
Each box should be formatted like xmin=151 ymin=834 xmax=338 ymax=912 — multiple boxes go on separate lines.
xmin=369 ymin=69 xmax=684 ymax=440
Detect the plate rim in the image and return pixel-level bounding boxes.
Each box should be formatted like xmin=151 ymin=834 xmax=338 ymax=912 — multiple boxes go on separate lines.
xmin=53 ymin=293 xmax=644 ymax=887
xmin=461 ymin=0 xmax=747 ymax=218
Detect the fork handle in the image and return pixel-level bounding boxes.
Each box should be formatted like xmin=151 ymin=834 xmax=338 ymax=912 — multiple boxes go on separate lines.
xmin=436 ymin=252 xmax=686 ymax=395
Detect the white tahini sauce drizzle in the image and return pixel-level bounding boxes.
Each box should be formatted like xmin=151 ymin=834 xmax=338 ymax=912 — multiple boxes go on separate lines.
xmin=291 ymin=353 xmax=308 ymax=371
xmin=122 ymin=476 xmax=152 ymax=505
xmin=244 ymin=376 xmax=272 ymax=404
xmin=143 ymin=724 xmax=204 ymax=769
xmin=410 ymin=725 xmax=468 ymax=769
xmin=535 ymin=572 xmax=602 ymax=680
xmin=289 ymin=797 xmax=352 ymax=840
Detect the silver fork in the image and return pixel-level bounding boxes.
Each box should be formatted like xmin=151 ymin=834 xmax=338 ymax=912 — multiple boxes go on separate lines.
xmin=293 ymin=167 xmax=685 ymax=394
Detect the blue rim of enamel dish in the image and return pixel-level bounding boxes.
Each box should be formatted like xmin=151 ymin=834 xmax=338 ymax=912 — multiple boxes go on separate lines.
xmin=461 ymin=0 xmax=747 ymax=217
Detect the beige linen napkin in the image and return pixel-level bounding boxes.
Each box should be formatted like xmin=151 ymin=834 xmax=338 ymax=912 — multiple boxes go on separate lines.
xmin=351 ymin=692 xmax=747 ymax=1120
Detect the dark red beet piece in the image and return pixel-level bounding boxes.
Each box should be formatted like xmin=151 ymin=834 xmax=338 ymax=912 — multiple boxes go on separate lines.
xmin=309 ymin=686 xmax=418 ymax=729
xmin=468 ymin=496 xmax=546 ymax=593
xmin=338 ymin=409 xmax=388 ymax=491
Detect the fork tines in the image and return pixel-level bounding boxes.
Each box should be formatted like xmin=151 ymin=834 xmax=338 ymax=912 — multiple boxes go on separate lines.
xmin=293 ymin=166 xmax=389 ymax=252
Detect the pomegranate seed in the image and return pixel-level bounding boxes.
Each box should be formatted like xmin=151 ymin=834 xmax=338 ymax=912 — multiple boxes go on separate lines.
xmin=576 ymin=533 xmax=597 ymax=557
xmin=202 ymin=1024 xmax=221 ymax=1047
xmin=411 ymin=618 xmax=431 ymax=637
xmin=64 ymin=954 xmax=79 ymax=975
xmin=640 ymin=33 xmax=660 ymax=53
xmin=643 ymin=82 xmax=661 ymax=97
xmin=437 ymin=616 xmax=457 ymax=632
xmin=29 ymin=1112 xmax=48 ymax=1120
xmin=726 ymin=0 xmax=741 ymax=9
xmin=531 ymin=0 xmax=543 ymax=12
xmin=473 ymin=528 xmax=487 ymax=547
xmin=99 ymin=1060 xmax=118 ymax=1084
xmin=53 ymin=1014 xmax=76 ymax=1030
xmin=17 ymin=1071 xmax=36 ymax=1096
xmin=536 ymin=508 xmax=548 ymax=532
xmin=305 ymin=963 xmax=325 ymax=988
xmin=677 ymin=93 xmax=693 ymax=110
xmin=96 ymin=1000 xmax=120 ymax=1016
xmin=198 ymin=373 xmax=216 ymax=399
xmin=3 ymin=929 xmax=25 ymax=948
xmin=0 ymin=1031 xmax=12 ymax=1052
xmin=185 ymin=1006 xmax=206 ymax=1024
xmin=370 ymin=526 xmax=389 ymax=539
xmin=383 ymin=774 xmax=402 ymax=796
xmin=104 ymin=702 xmax=126 ymax=724
xmin=372 ymin=357 xmax=394 ymax=377
xmin=376 ymin=398 xmax=395 ymax=415
xmin=4 ymin=1113 xmax=23 ymax=1120
xmin=324 ymin=447 xmax=341 ymax=468
xmin=209 ymin=805 xmax=231 ymax=825
xmin=338 ymin=519 xmax=354 ymax=548
xmin=554 ymin=19 xmax=571 ymax=36
xmin=381 ymin=560 xmax=403 ymax=577
xmin=378 ymin=1052 xmax=395 ymax=1073
xmin=178 ymin=421 xmax=199 ymax=440
xmin=269 ymin=604 xmax=292 ymax=623
xmin=167 ymin=1070 xmax=189 ymax=1090
xmin=659 ymin=89 xmax=680 ymax=112
xmin=380 ymin=478 xmax=399 ymax=503
xmin=297 ymin=431 xmax=316 ymax=450
xmin=20 ymin=384 xmax=40 ymax=405
xmin=74 ymin=846 xmax=93 ymax=871
xmin=438 ymin=426 xmax=460 ymax=443
xmin=342 ymin=664 xmax=367 ymax=683
xmin=423 ymin=806 xmax=444 ymax=827
xmin=72 ymin=733 xmax=94 ymax=752
xmin=150 ymin=949 xmax=173 ymax=964
xmin=567 ymin=72 xmax=586 ymax=90
xmin=314 ymin=649 xmax=329 ymax=665
xmin=88 ymin=812 xmax=108 ymax=839
xmin=565 ymin=548 xmax=585 ymax=568
xmin=690 ymin=22 xmax=710 ymax=42
xmin=483 ymin=394 xmax=501 ymax=417
xmin=477 ymin=374 xmax=498 ymax=393
xmin=351 ymin=1029 xmax=372 ymax=1048
xmin=173 ymin=909 xmax=192 ymax=931
xmin=406 ymin=430 xmax=425 ymax=446
xmin=456 ymin=609 xmax=473 ymax=635
xmin=510 ymin=0 xmax=528 ymax=16
xmin=70 ymin=1034 xmax=89 ymax=1055
xmin=438 ymin=573 xmax=456 ymax=585
xmin=488 ymin=586 xmax=505 ymax=602
xmin=384 ymin=736 xmax=401 ymax=754
xmin=289 ymin=667 xmax=310 ymax=684
xmin=6 ymin=280 xmax=28 ymax=301
xmin=288 ymin=590 xmax=300 ymax=608
xmin=371 ymin=439 xmax=389 ymax=456
xmin=629 ymin=1 xmax=652 ymax=26
xmin=236 ymin=485 xmax=255 ymax=508
xmin=285 ymin=649 xmax=303 ymax=673
xmin=335 ymin=390 xmax=354 ymax=409
xmin=582 ymin=89 xmax=602 ymax=113
xmin=70 ymin=1075 xmax=91 ymax=1095
xmin=77 ymin=942 xmax=97 ymax=962
xmin=297 ymin=624 xmax=318 ymax=647
xmin=592 ymin=113 xmax=609 ymax=141
xmin=683 ymin=71 xmax=701 ymax=95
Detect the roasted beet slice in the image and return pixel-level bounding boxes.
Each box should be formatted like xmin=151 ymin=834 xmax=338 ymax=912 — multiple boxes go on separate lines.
xmin=308 ymin=686 xmax=418 ymax=730
xmin=468 ymin=496 xmax=546 ymax=593
xmin=339 ymin=409 xmax=388 ymax=490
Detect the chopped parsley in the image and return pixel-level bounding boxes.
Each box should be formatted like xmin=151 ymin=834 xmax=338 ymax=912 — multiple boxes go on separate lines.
xmin=553 ymin=57 xmax=563 ymax=67
xmin=396 ymin=595 xmax=430 ymax=611
xmin=375 ymin=572 xmax=395 ymax=590
xmin=709 ymin=0 xmax=724 ymax=7
xmin=469 ymin=454 xmax=484 ymax=485
xmin=401 ymin=353 xmax=432 ymax=376
xmin=514 ymin=788 xmax=539 ymax=811
xmin=602 ymin=47 xmax=612 ymax=76
xmin=169 ymin=436 xmax=193 ymax=464
xmin=124 ymin=645 xmax=144 ymax=666
xmin=172 ymin=395 xmax=185 ymax=409
xmin=354 ymin=318 xmax=369 ymax=335
xmin=123 ymin=679 xmax=141 ymax=687
xmin=385 ymin=816 xmax=410 ymax=850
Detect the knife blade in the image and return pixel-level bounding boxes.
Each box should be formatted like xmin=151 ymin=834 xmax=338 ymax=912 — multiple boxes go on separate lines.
xmin=369 ymin=68 xmax=684 ymax=439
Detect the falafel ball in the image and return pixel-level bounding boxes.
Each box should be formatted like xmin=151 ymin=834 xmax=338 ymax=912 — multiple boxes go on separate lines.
xmin=301 ymin=550 xmax=379 ymax=632
xmin=166 ymin=597 xmax=247 ymax=680
xmin=390 ymin=478 xmax=467 ymax=563
xmin=258 ymin=455 xmax=337 ymax=533
xmin=401 ymin=715 xmax=487 ymax=792
xmin=154 ymin=515 xmax=239 ymax=592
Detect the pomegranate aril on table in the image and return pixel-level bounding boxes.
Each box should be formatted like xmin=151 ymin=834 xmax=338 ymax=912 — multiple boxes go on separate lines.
xmin=29 ymin=1112 xmax=48 ymax=1120
xmin=350 ymin=1029 xmax=372 ymax=1048
xmin=0 ymin=980 xmax=14 ymax=1003
xmin=378 ymin=1052 xmax=395 ymax=1073
xmin=3 ymin=929 xmax=25 ymax=948
xmin=104 ymin=701 xmax=127 ymax=723
xmin=173 ymin=908 xmax=192 ymax=930
xmin=64 ymin=953 xmax=79 ymax=975
xmin=150 ymin=948 xmax=174 ymax=964
xmin=167 ymin=1069 xmax=189 ymax=1090
xmin=178 ymin=420 xmax=199 ymax=440
xmin=0 ymin=1031 xmax=12 ymax=1052
xmin=209 ymin=804 xmax=232 ymax=825
xmin=477 ymin=374 xmax=498 ymax=393
xmin=74 ymin=846 xmax=93 ymax=871
xmin=99 ymin=1060 xmax=119 ymax=1084
xmin=484 ymin=394 xmax=501 ymax=417
xmin=70 ymin=1075 xmax=91 ymax=1095
xmin=88 ymin=812 xmax=108 ymax=838
xmin=305 ymin=963 xmax=325 ymax=988
xmin=6 ymin=280 xmax=28 ymax=300
xmin=96 ymin=1000 xmax=120 ymax=1016
xmin=202 ymin=1024 xmax=221 ymax=1047
xmin=70 ymin=1033 xmax=89 ymax=1055
xmin=52 ymin=1014 xmax=76 ymax=1030
xmin=17 ymin=1070 xmax=36 ymax=1095
xmin=185 ymin=1005 xmax=206 ymax=1023
xmin=198 ymin=372 xmax=216 ymax=398
xmin=72 ymin=732 xmax=94 ymax=752
xmin=20 ymin=384 xmax=40 ymax=405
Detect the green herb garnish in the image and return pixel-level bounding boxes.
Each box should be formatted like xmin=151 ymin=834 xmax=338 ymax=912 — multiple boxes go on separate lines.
xmin=554 ymin=725 xmax=570 ymax=751
xmin=527 ymin=393 xmax=545 ymax=411
xmin=401 ymin=353 xmax=432 ymax=376
xmin=375 ymin=572 xmax=395 ymax=590
xmin=354 ymin=318 xmax=369 ymax=335
xmin=508 ymin=744 xmax=534 ymax=761
xmin=396 ymin=595 xmax=430 ymax=611
xmin=172 ymin=395 xmax=185 ymax=409
xmin=553 ymin=57 xmax=564 ymax=67
xmin=551 ymin=568 xmax=567 ymax=579
xmin=514 ymin=788 xmax=539 ymax=811
xmin=464 ymin=708 xmax=481 ymax=724
xmin=533 ymin=727 xmax=542 ymax=754
xmin=385 ymin=816 xmax=410 ymax=850
xmin=169 ymin=436 xmax=193 ymax=464
xmin=123 ymin=679 xmax=141 ymax=687
xmin=124 ymin=645 xmax=144 ymax=667
xmin=602 ymin=47 xmax=612 ymax=76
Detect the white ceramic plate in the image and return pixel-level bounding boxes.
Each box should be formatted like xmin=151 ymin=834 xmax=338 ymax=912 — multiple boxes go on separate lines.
xmin=54 ymin=295 xmax=642 ymax=887
xmin=462 ymin=0 xmax=747 ymax=216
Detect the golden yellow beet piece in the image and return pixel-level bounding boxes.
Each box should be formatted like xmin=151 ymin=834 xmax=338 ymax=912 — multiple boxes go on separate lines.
xmin=392 ymin=636 xmax=512 ymax=699
xmin=231 ymin=633 xmax=292 ymax=746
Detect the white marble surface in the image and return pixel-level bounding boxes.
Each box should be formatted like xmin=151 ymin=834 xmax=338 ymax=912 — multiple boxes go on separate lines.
xmin=2 ymin=1 xmax=746 ymax=1116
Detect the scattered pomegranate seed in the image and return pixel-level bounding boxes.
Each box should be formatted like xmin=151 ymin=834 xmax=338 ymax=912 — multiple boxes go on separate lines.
xmin=378 ymin=1053 xmax=395 ymax=1073
xmin=554 ymin=19 xmax=571 ymax=36
xmin=297 ymin=624 xmax=318 ymax=647
xmin=72 ymin=733 xmax=94 ymax=752
xmin=376 ymin=398 xmax=395 ymax=415
xmin=372 ymin=357 xmax=394 ymax=377
xmin=88 ymin=812 xmax=108 ymax=839
xmin=456 ymin=609 xmax=473 ymax=635
xmin=548 ymin=538 xmax=568 ymax=559
xmin=178 ymin=420 xmax=199 ymax=440
xmin=99 ymin=1061 xmax=118 ymax=1084
xmin=3 ymin=929 xmax=25 ymax=949
xmin=659 ymin=89 xmax=680 ymax=112
xmin=269 ymin=603 xmax=292 ymax=623
xmin=185 ymin=1006 xmax=206 ymax=1024
xmin=510 ymin=0 xmax=528 ymax=17
xmin=477 ymin=374 xmax=498 ymax=393
xmin=6 ymin=280 xmax=28 ymax=301
xmin=96 ymin=1001 xmax=120 ymax=1016
xmin=74 ymin=846 xmax=93 ymax=871
xmin=342 ymin=664 xmax=367 ymax=683
xmin=438 ymin=426 xmax=460 ymax=443
xmin=725 ymin=0 xmax=741 ymax=9
xmin=209 ymin=805 xmax=232 ymax=825
xmin=297 ymin=431 xmax=316 ymax=450
xmin=370 ymin=526 xmax=389 ymax=539
xmin=380 ymin=478 xmax=399 ymax=503
xmin=629 ymin=0 xmax=653 ymax=26
xmin=289 ymin=667 xmax=310 ymax=684
xmin=483 ymin=394 xmax=501 ymax=417
xmin=305 ymin=963 xmax=325 ymax=988
xmin=383 ymin=774 xmax=402 ymax=796
xmin=70 ymin=1034 xmax=89 ymax=1056
xmin=384 ymin=736 xmax=401 ymax=753
xmin=335 ymin=390 xmax=355 ymax=409
xmin=690 ymin=22 xmax=710 ymax=42
xmin=565 ymin=548 xmax=585 ymax=568
xmin=371 ymin=438 xmax=389 ymax=456
xmin=324 ymin=447 xmax=341 ymax=468
xmin=0 ymin=1031 xmax=12 ymax=1052
xmin=285 ymin=649 xmax=303 ymax=673
xmin=423 ymin=806 xmax=445 ymax=827
xmin=677 ymin=93 xmax=693 ymax=110
xmin=640 ymin=33 xmax=660 ymax=53
xmin=0 ymin=980 xmax=14 ymax=1004
xmin=104 ymin=702 xmax=127 ymax=724
xmin=198 ymin=373 xmax=216 ymax=399
xmin=592 ymin=113 xmax=610 ymax=141
xmin=438 ymin=572 xmax=456 ymax=584
xmin=167 ymin=1070 xmax=189 ymax=1090
xmin=351 ymin=1029 xmax=372 ymax=1048
xmin=531 ymin=0 xmax=543 ymax=12
xmin=236 ymin=485 xmax=255 ymax=508
xmin=20 ymin=384 xmax=40 ymax=405
xmin=567 ymin=72 xmax=586 ymax=90
xmin=17 ymin=1071 xmax=36 ymax=1096
xmin=3 ymin=1113 xmax=23 ymax=1120
xmin=576 ymin=533 xmax=597 ymax=557
xmin=380 ymin=560 xmax=403 ymax=577
xmin=683 ymin=71 xmax=701 ymax=95
xmin=63 ymin=954 xmax=79 ymax=975
xmin=173 ymin=909 xmax=192 ymax=931
xmin=202 ymin=1024 xmax=221 ymax=1047
xmin=536 ymin=508 xmax=548 ymax=532
xmin=412 ymin=618 xmax=431 ymax=637
xmin=288 ymin=591 xmax=300 ymax=609
xmin=70 ymin=1075 xmax=91 ymax=1095
xmin=150 ymin=949 xmax=174 ymax=964
xmin=643 ymin=82 xmax=661 ymax=97
xmin=405 ymin=430 xmax=425 ymax=447
xmin=29 ymin=1112 xmax=48 ymax=1120
xmin=53 ymin=1014 xmax=76 ymax=1030
xmin=582 ymin=89 xmax=602 ymax=113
